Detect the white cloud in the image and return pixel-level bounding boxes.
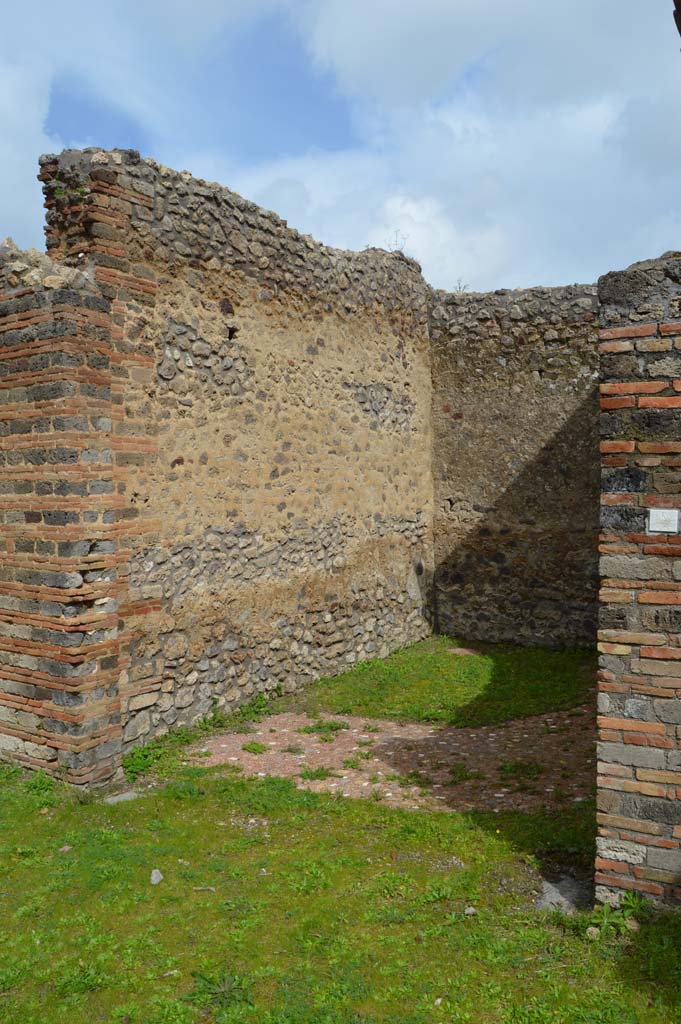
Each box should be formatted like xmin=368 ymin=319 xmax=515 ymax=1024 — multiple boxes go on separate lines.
xmin=0 ymin=0 xmax=290 ymax=250
xmin=2 ymin=1 xmax=681 ymax=290
xmin=0 ymin=60 xmax=61 ymax=248
xmin=231 ymin=90 xmax=635 ymax=289
xmin=293 ymin=0 xmax=678 ymax=110
xmin=237 ymin=0 xmax=681 ymax=289
xmin=365 ymin=195 xmax=512 ymax=290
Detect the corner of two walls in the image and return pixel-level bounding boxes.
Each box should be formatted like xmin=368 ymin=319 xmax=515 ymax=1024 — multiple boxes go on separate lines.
xmin=34 ymin=149 xmax=436 ymax=765
xmin=430 ymin=286 xmax=601 ymax=646
xmin=0 ymin=146 xmax=603 ymax=786
xmin=4 ymin=146 xmax=680 ymax=904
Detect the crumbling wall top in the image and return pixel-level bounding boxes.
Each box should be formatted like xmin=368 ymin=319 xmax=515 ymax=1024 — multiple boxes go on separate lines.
xmin=0 ymin=237 xmax=94 ymax=293
xmin=39 ymin=148 xmax=429 ymax=330
xmin=598 ymin=252 xmax=681 ymax=327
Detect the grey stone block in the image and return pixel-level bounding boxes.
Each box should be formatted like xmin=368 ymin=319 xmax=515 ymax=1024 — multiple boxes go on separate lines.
xmin=598 ymin=742 xmax=666 ymax=769
xmin=647 ymin=847 xmax=681 ymax=872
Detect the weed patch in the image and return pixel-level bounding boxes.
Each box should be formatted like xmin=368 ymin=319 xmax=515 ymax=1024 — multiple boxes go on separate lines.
xmin=298 ymin=718 xmax=351 ymax=742
xmin=300 ymin=766 xmax=339 ymax=781
xmin=242 ymin=741 xmax=268 ymax=755
xmin=498 ymin=760 xmax=544 ymax=783
xmin=449 ymin=762 xmax=484 ymax=784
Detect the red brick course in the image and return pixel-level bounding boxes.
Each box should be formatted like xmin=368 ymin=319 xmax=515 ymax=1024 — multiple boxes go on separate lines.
xmin=0 ymin=275 xmax=120 ymax=782
xmin=0 ymin=157 xmax=163 ymax=783
xmin=598 ymin=313 xmax=681 ymax=905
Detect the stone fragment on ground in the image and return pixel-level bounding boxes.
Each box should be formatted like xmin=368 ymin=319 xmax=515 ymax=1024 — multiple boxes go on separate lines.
xmin=535 ymin=874 xmax=592 ymax=913
xmin=104 ymin=790 xmax=139 ymax=805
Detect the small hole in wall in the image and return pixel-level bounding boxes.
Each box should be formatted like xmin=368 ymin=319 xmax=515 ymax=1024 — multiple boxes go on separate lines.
xmin=415 ymin=561 xmax=424 ymax=576
xmin=228 ymin=326 xmax=239 ymax=341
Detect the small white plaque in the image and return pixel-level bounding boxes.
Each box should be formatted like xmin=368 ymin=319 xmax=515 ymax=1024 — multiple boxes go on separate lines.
xmin=648 ymin=508 xmax=680 ymax=534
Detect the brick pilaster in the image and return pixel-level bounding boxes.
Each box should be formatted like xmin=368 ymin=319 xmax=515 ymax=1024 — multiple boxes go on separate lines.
xmin=597 ymin=273 xmax=681 ymax=903
xmin=38 ymin=151 xmax=161 ymax=754
xmin=0 ymin=255 xmax=121 ymax=783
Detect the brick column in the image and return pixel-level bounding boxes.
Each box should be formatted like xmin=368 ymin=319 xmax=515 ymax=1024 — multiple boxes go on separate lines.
xmin=597 ymin=255 xmax=681 ymax=905
xmin=39 ymin=150 xmax=161 ymax=758
xmin=0 ymin=243 xmax=121 ymax=784
xmin=0 ymin=151 xmax=160 ymax=784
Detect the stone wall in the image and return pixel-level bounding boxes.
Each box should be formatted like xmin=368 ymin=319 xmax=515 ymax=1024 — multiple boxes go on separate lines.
xmin=34 ymin=148 xmax=434 ymax=757
xmin=5 ymin=145 xmax=676 ymax=841
xmin=0 ymin=240 xmax=120 ymax=783
xmin=430 ymin=287 xmax=600 ymax=646
xmin=597 ymin=253 xmax=681 ymax=905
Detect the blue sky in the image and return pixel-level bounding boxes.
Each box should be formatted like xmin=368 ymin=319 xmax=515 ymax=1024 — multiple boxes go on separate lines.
xmin=2 ymin=1 xmax=681 ymax=290
xmin=45 ymin=12 xmax=357 ymax=163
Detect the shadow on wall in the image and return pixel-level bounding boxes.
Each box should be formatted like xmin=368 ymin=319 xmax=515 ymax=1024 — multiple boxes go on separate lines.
xmin=434 ymin=389 xmax=600 ymax=648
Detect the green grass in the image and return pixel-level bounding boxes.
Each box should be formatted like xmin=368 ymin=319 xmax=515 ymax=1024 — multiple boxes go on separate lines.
xmin=298 ymin=719 xmax=351 ymax=743
xmin=498 ymin=761 xmax=544 ymax=783
xmin=242 ymin=742 xmax=268 ymax=755
xmin=6 ymin=638 xmax=678 ymax=1023
xmin=121 ymin=639 xmax=595 ymax=785
xmin=122 ymin=694 xmax=279 ymax=781
xmin=450 ymin=762 xmax=484 ymax=784
xmin=398 ymin=769 xmax=431 ymax=789
xmin=273 ymin=636 xmax=596 ymax=727
xmin=0 ymin=762 xmax=680 ymax=1023
xmin=300 ymin=766 xmax=339 ymax=781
